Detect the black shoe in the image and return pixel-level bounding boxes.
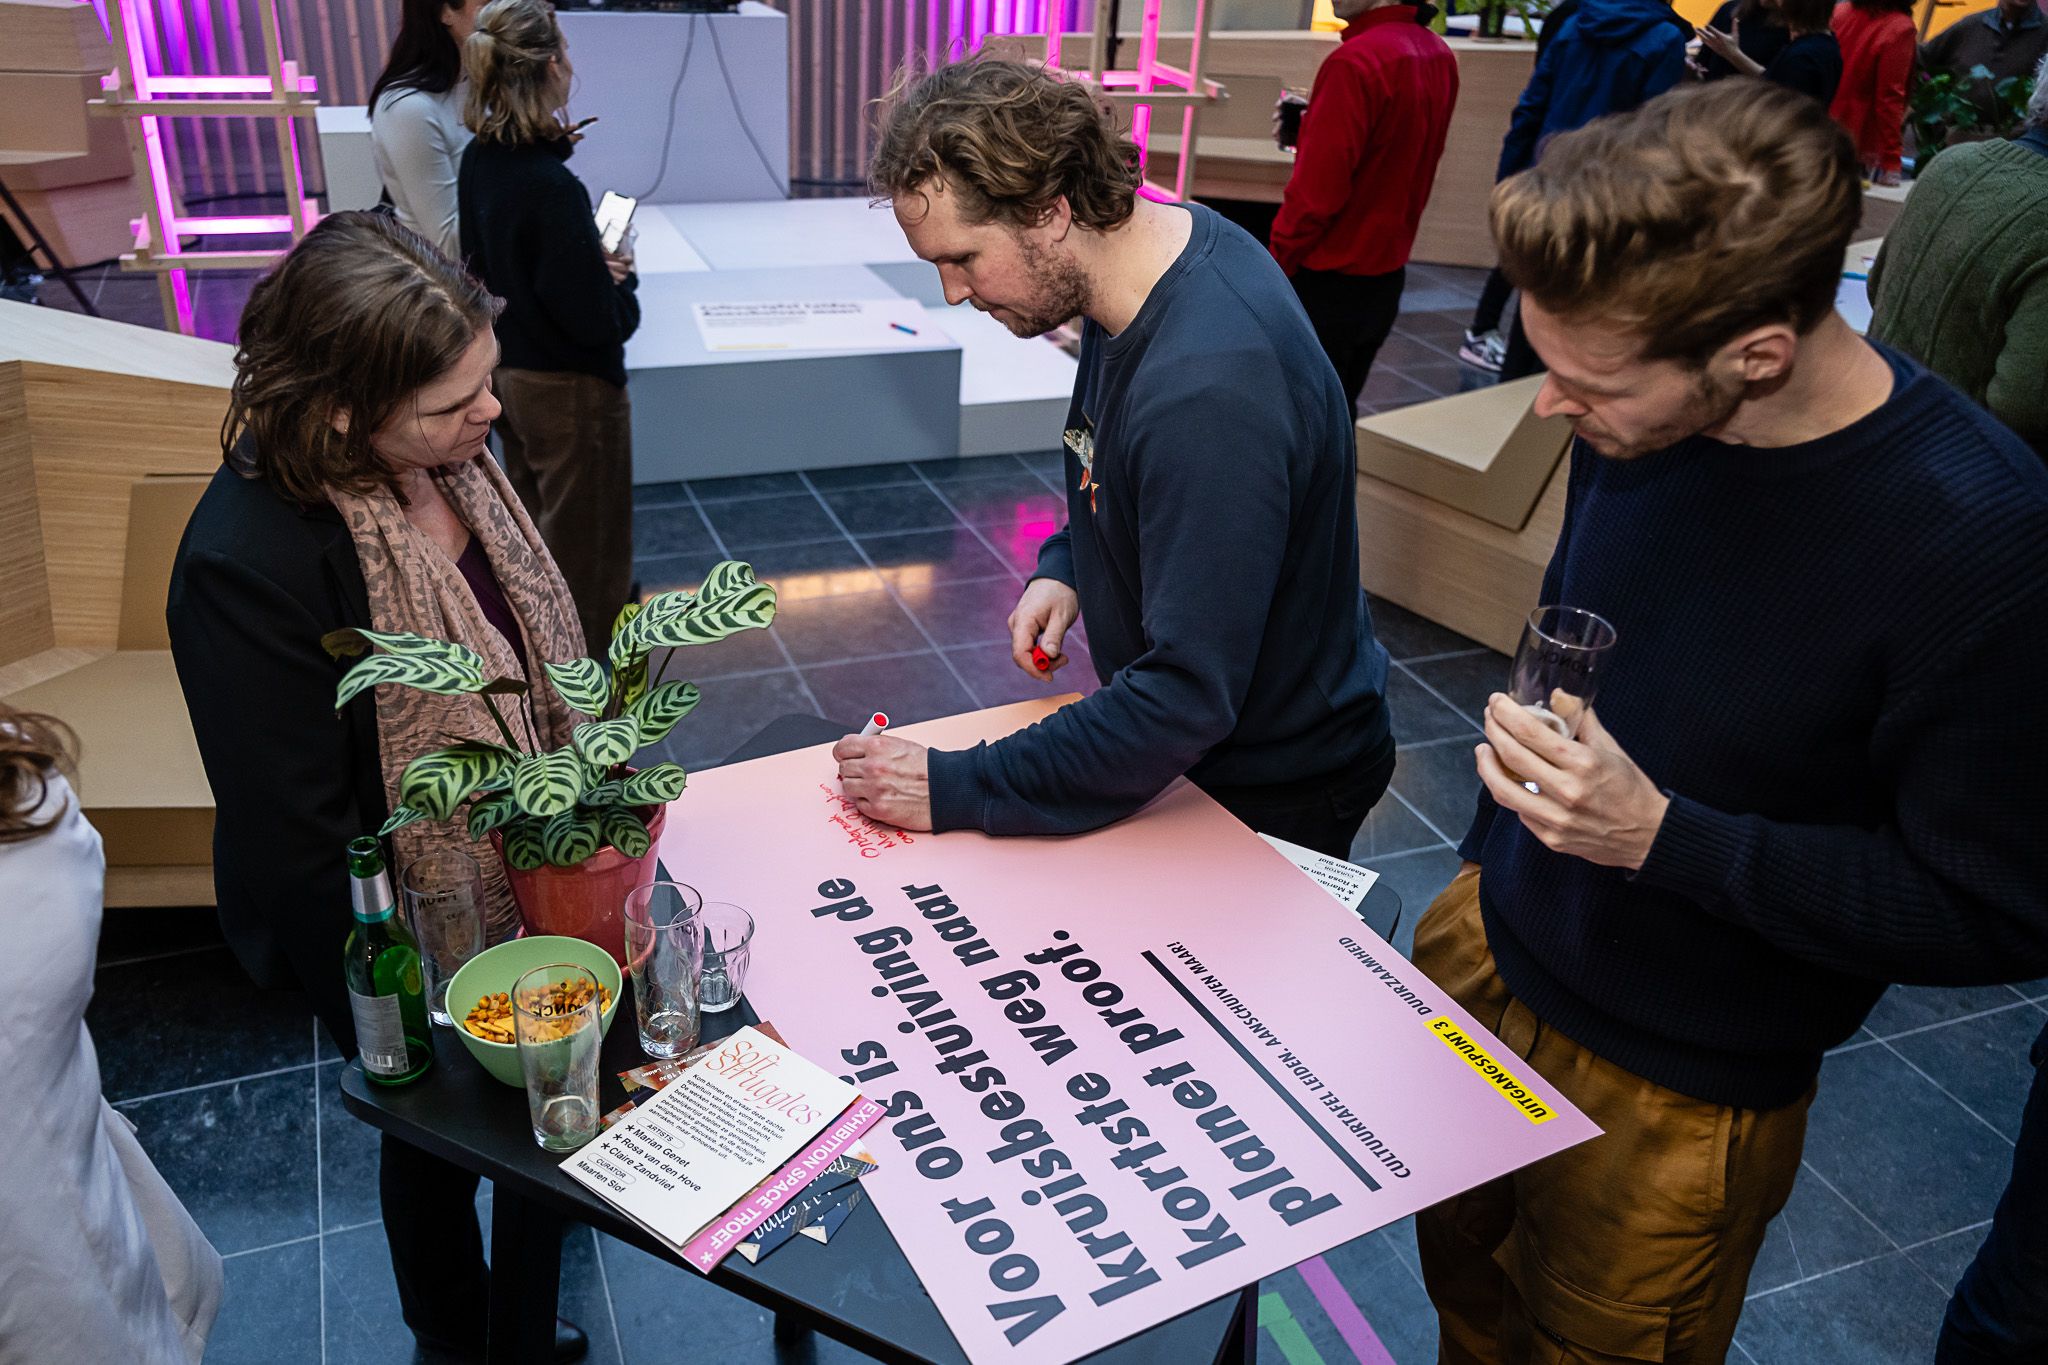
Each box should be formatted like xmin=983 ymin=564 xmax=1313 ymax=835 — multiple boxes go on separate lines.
xmin=554 ymin=1317 xmax=589 ymax=1363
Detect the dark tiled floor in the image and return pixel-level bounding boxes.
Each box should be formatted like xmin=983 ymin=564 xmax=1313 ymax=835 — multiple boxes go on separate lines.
xmin=77 ymin=258 xmax=2043 ymax=1365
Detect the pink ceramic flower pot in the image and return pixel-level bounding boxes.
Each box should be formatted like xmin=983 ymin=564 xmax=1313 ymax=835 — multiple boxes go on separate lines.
xmin=491 ymin=804 xmax=666 ymax=969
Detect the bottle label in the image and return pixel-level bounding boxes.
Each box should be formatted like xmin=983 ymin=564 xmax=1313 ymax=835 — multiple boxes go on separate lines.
xmin=349 ymin=987 xmax=412 ymax=1076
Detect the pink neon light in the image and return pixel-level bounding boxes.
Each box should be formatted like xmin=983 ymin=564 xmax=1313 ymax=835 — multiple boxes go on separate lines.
xmin=142 ymin=74 xmax=315 ymax=94
xmin=171 ymin=214 xmax=297 ymax=234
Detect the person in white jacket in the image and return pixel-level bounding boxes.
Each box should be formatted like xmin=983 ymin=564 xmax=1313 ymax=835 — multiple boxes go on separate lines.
xmin=0 ymin=708 xmax=222 ymax=1362
xmin=368 ymin=0 xmax=487 ymax=259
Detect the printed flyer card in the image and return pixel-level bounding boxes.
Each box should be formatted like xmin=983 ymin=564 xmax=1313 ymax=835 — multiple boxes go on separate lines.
xmin=562 ymin=1026 xmax=875 ymax=1269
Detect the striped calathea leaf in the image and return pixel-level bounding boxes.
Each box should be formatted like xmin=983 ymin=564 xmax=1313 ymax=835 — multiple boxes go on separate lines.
xmin=323 ymin=627 xmax=459 ymax=660
xmin=618 ymin=763 xmax=687 ymax=804
xmin=399 ymin=742 xmax=518 ymax=820
xmin=378 ymin=805 xmax=428 ymax=836
xmin=597 ymin=807 xmax=651 ymax=858
xmin=501 ymin=817 xmax=546 ymax=871
xmin=466 ymin=791 xmax=520 ymax=842
xmin=572 ymin=718 xmax=640 ymax=768
xmin=510 ymin=748 xmax=587 ymax=818
xmin=544 ymin=658 xmax=610 ymax=717
xmin=628 ymin=681 xmax=700 ymax=746
xmin=541 ymin=809 xmax=604 ymax=867
xmin=334 ymin=643 xmax=491 ymax=710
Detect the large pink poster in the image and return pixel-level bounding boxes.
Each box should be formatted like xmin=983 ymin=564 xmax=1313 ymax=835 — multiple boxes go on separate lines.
xmin=661 ymin=699 xmax=1598 ymax=1363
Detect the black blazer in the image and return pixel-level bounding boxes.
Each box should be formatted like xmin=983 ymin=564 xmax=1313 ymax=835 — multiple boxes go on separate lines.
xmin=166 ymin=464 xmax=387 ymax=1051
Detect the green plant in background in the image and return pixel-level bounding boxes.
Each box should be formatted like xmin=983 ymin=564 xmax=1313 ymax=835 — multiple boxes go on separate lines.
xmin=1467 ymin=0 xmax=1554 ymax=39
xmin=326 ymin=560 xmax=777 ymax=869
xmin=1910 ymin=65 xmax=2037 ymax=173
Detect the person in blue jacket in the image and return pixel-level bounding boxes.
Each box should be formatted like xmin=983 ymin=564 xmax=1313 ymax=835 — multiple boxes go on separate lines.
xmin=1498 ymin=0 xmax=1690 ymax=178
xmin=1487 ymin=0 xmax=1689 ymax=379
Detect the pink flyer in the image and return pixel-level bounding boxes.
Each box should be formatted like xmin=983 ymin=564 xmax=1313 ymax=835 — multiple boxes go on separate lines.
xmin=660 ymin=699 xmax=1599 ymax=1364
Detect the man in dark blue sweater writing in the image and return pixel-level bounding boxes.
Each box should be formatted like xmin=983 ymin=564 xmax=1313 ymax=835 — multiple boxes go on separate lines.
xmin=1412 ymin=81 xmax=2048 ymax=1364
xmin=836 ymin=58 xmax=1395 ymax=856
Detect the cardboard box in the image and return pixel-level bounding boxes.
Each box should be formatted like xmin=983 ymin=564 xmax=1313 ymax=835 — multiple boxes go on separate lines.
xmin=1353 ymin=374 xmax=1571 ymax=532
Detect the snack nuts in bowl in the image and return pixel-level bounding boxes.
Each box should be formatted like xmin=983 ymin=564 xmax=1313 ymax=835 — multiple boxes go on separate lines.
xmin=446 ymin=935 xmax=623 ymax=1087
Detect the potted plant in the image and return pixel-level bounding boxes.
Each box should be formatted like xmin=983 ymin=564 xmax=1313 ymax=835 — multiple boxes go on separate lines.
xmin=326 ymin=559 xmax=776 ymax=962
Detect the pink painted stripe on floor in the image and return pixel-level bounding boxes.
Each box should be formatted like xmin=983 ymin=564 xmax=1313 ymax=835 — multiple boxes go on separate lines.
xmin=1297 ymin=1255 xmax=1401 ymax=1365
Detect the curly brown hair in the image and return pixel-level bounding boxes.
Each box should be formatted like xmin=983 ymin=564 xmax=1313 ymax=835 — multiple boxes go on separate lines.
xmin=1491 ymin=80 xmax=1858 ymax=367
xmin=869 ymin=58 xmax=1141 ymax=231
xmin=0 ymin=704 xmax=77 ymax=844
xmin=464 ymin=0 xmax=569 ymax=147
xmin=221 ymin=211 xmax=501 ymax=505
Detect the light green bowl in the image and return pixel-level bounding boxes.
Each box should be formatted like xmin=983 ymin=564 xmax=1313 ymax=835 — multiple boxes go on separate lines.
xmin=446 ymin=935 xmax=623 ymax=1087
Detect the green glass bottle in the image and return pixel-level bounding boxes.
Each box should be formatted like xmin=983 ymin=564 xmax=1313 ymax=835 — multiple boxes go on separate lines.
xmin=344 ymin=836 xmax=433 ymax=1085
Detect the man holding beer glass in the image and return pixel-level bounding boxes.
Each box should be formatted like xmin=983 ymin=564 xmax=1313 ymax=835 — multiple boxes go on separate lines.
xmin=1409 ymin=81 xmax=2048 ymax=1365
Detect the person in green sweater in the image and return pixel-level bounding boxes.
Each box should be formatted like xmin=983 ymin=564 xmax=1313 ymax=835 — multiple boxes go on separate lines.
xmin=1868 ymin=56 xmax=2048 ymax=460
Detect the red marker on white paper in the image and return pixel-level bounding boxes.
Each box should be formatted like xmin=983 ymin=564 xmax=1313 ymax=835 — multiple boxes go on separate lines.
xmin=859 ymin=712 xmax=889 ymax=737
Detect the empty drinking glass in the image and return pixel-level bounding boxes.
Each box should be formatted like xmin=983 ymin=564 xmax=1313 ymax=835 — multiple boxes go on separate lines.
xmin=623 ymin=881 xmax=703 ymax=1059
xmin=1504 ymin=605 xmax=1618 ymax=788
xmin=512 ymin=964 xmax=603 ymax=1152
xmin=698 ymin=902 xmax=755 ymax=1015
xmin=400 ymin=849 xmax=487 ymax=1027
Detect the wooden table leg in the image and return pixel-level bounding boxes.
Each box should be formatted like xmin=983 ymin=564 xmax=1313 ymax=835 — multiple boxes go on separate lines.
xmin=487 ymin=1189 xmax=564 ymax=1365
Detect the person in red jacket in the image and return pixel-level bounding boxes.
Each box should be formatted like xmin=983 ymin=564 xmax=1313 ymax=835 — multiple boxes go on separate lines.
xmin=1269 ymin=0 xmax=1459 ymax=409
xmin=1831 ymin=0 xmax=1917 ymax=181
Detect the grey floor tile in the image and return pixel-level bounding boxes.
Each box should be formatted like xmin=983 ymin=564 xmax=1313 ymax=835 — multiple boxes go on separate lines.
xmin=1398 ymin=310 xmax=1475 ymax=347
xmin=817 ymin=482 xmax=957 ymax=536
xmin=1887 ymin=1005 xmax=2045 ymax=1142
xmin=1018 ymin=449 xmax=1066 ymax=484
xmin=1747 ymin=1163 xmax=1894 ymax=1295
xmin=895 ymin=573 xmax=1021 ymax=648
xmin=321 ymin=1220 xmax=415 ymax=1365
xmin=2015 ymin=978 xmax=2048 ymax=1001
xmin=1391 ymin=360 xmax=1466 ymax=399
xmin=1368 ymin=596 xmax=1485 ymax=662
xmin=724 ymin=537 xmax=883 ymax=599
xmin=689 ymin=471 xmax=809 ymax=502
xmin=89 ymin=945 xmax=312 ymax=1101
xmin=859 ymin=527 xmax=1014 ymax=585
xmin=803 ymin=461 xmax=922 ymax=491
xmin=597 ymin=1232 xmax=879 ymax=1365
xmin=1361 ymin=371 xmax=1439 ymax=412
xmin=631 ymin=504 xmax=718 ymax=561
xmin=1362 ymin=846 xmax=1463 ymax=959
xmin=1906 ymin=1222 xmax=1991 ymax=1298
xmin=974 ymin=517 xmax=1062 ymax=578
xmin=206 ymin=1237 xmax=322 ymax=1365
xmin=318 ymin=1059 xmax=385 ymax=1231
xmin=771 ymin=590 xmax=927 ymax=666
xmin=802 ymin=650 xmax=976 ymax=729
xmin=662 ymin=669 xmax=822 ymax=771
xmin=1373 ymin=331 xmax=1461 ymax=371
xmin=1382 ymin=740 xmax=1481 ymax=846
xmin=1349 ymin=791 xmax=1444 ymax=864
xmin=631 ymin=481 xmax=689 ymax=509
xmin=926 ymin=470 xmax=1067 ymax=529
xmin=941 ymin=639 xmax=1098 ymax=710
xmin=1401 ymin=651 xmax=1508 ymax=726
xmin=1734 ymin=1252 xmax=1947 ymax=1365
xmin=912 ymin=453 xmax=1029 ymax=482
xmin=1800 ymin=1043 xmax=2017 ymax=1248
xmin=119 ymin=1067 xmax=319 ymax=1256
xmin=638 ymin=612 xmax=786 ymax=680
xmin=1387 ymin=666 xmax=1481 ymax=746
xmin=699 ymin=492 xmax=839 ymax=552
xmin=1310 ymin=1216 xmax=1441 ymax=1365
xmin=1863 ymin=983 xmax=2032 ymax=1040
